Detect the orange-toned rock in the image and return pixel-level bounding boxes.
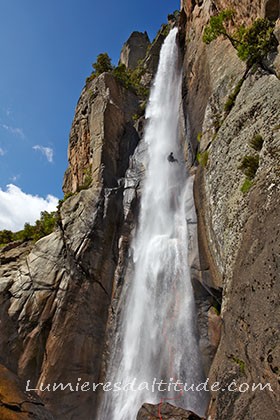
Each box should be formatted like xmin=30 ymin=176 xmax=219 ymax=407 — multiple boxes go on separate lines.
xmin=0 ymin=364 xmax=53 ymax=419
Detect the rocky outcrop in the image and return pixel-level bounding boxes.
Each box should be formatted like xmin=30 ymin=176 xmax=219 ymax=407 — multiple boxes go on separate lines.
xmin=180 ymin=0 xmax=280 ymax=418
xmin=137 ymin=402 xmax=204 ymax=419
xmin=0 ymin=364 xmax=53 ymax=419
xmin=119 ymin=31 xmax=150 ymax=70
xmin=63 ymin=73 xmax=140 ymax=193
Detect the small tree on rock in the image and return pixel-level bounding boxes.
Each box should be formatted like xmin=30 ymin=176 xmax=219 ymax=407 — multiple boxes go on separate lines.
xmin=203 ymin=10 xmax=236 ymax=46
xmin=92 ymin=53 xmax=113 ymax=76
xmin=203 ymin=10 xmax=277 ymax=66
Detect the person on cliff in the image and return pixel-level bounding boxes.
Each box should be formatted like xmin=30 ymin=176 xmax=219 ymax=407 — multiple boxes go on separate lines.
xmin=167 ymin=152 xmax=178 ymax=163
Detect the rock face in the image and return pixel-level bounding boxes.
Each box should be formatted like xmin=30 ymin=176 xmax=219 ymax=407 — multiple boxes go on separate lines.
xmin=63 ymin=73 xmax=140 ymax=193
xmin=119 ymin=31 xmax=150 ymax=70
xmin=140 ymin=27 xmax=167 ymax=86
xmin=200 ymin=68 xmax=280 ymax=420
xmin=180 ymin=0 xmax=280 ymax=419
xmin=137 ymin=402 xmax=204 ymax=419
xmin=0 ymin=364 xmax=53 ymax=419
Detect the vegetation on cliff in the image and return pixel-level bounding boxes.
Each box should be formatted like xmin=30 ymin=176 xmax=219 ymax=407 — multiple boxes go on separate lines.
xmin=198 ymin=10 xmax=278 ymax=168
xmin=238 ymin=133 xmax=264 ymax=192
xmin=85 ymin=17 xmax=178 ymax=100
xmin=0 ymin=210 xmax=59 ymax=246
xmin=203 ymin=10 xmax=278 ymax=66
xmin=86 ymin=52 xmax=149 ymax=98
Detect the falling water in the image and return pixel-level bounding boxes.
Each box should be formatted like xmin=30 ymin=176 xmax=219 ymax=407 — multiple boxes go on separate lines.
xmin=99 ymin=28 xmax=208 ymax=419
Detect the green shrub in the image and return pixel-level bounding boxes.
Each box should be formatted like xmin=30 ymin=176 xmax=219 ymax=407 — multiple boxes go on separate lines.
xmin=231 ymin=356 xmax=245 ymax=374
xmin=87 ymin=53 xmax=149 ymax=100
xmin=203 ymin=11 xmax=277 ymax=66
xmin=203 ymin=9 xmax=235 ymax=45
xmin=249 ymin=134 xmax=264 ymax=151
xmin=112 ymin=63 xmax=149 ymax=99
xmin=212 ymin=299 xmax=221 ymax=315
xmin=130 ymin=64 xmax=149 ymax=98
xmin=32 ymin=211 xmax=58 ymax=241
xmin=197 ymin=150 xmax=209 ymax=167
xmin=113 ymin=64 xmax=132 ymax=89
xmin=92 ymin=53 xmax=113 ymax=75
xmin=132 ymin=113 xmax=139 ymax=121
xmin=86 ymin=73 xmax=96 ymax=84
xmin=0 ymin=229 xmax=14 ymax=245
xmin=0 ymin=210 xmax=59 ymax=246
xmin=161 ymin=24 xmax=171 ymax=38
xmin=86 ymin=52 xmax=113 ymax=84
xmin=238 ymin=155 xmax=259 ymax=179
xmin=19 ymin=223 xmax=36 ymax=241
xmin=236 ymin=19 xmax=277 ymax=65
xmin=197 ymin=132 xmax=202 ymax=142
xmin=241 ymin=178 xmax=253 ymax=193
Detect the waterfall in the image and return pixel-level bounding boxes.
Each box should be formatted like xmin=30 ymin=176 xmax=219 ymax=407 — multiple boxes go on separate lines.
xmin=99 ymin=28 xmax=208 ymax=419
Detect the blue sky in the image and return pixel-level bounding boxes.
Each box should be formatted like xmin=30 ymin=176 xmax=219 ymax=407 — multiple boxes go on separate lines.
xmin=0 ymin=0 xmax=179 ymax=230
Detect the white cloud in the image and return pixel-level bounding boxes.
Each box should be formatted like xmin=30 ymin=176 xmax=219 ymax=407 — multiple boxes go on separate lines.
xmin=0 ymin=147 xmax=5 ymax=156
xmin=33 ymin=145 xmax=54 ymax=163
xmin=10 ymin=174 xmax=20 ymax=182
xmin=1 ymin=124 xmax=25 ymax=139
xmin=0 ymin=184 xmax=59 ymax=231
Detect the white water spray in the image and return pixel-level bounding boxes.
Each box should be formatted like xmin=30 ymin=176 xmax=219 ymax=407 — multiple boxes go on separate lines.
xmin=99 ymin=28 xmax=208 ymax=419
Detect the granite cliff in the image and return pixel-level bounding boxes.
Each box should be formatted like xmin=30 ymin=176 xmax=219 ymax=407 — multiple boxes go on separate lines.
xmin=0 ymin=2 xmax=279 ymax=419
xmin=180 ymin=0 xmax=280 ymax=419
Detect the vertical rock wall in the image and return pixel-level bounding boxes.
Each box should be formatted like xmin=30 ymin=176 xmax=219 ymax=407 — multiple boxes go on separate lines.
xmin=180 ymin=0 xmax=280 ymax=418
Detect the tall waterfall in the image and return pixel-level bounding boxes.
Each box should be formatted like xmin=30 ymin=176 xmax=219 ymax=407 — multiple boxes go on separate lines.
xmin=99 ymin=28 xmax=208 ymax=419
